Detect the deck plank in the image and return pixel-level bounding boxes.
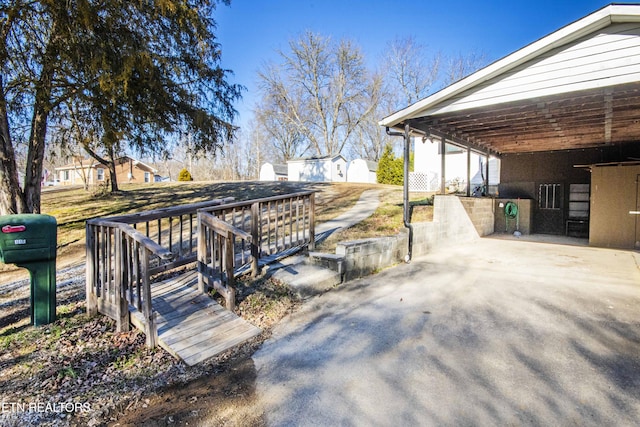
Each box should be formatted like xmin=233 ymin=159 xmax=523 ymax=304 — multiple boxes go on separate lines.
xmin=131 ymin=269 xmax=261 ymax=366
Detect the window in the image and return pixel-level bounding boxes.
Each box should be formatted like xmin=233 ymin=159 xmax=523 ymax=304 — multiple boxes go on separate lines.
xmin=96 ymin=168 xmax=104 ymax=181
xmin=63 ymin=170 xmax=70 ymax=181
xmin=539 ymin=183 xmax=561 ymax=210
xmin=144 ymin=172 xmax=150 ymax=183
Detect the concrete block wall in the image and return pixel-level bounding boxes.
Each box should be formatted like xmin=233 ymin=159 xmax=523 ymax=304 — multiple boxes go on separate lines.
xmin=458 ymin=197 xmax=495 ymax=236
xmin=333 ymin=195 xmax=490 ymax=282
xmin=416 ymin=195 xmax=481 ymax=252
xmin=336 ymin=234 xmax=407 ymax=282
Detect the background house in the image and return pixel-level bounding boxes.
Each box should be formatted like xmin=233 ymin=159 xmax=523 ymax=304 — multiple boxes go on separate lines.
xmin=56 ymin=156 xmax=157 ymax=186
xmin=381 ymin=4 xmax=640 ymax=249
xmin=287 ymin=155 xmax=347 ymax=182
xmin=412 ymin=138 xmax=500 ymax=193
xmin=346 ymin=159 xmax=378 ymax=184
xmin=259 ymin=163 xmax=288 ymax=181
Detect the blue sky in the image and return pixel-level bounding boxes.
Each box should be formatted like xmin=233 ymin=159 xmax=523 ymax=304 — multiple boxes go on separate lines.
xmin=215 ymin=0 xmax=609 ymax=128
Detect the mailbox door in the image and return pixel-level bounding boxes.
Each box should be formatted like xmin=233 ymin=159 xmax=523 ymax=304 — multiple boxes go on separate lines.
xmin=0 ymin=214 xmax=57 ymax=263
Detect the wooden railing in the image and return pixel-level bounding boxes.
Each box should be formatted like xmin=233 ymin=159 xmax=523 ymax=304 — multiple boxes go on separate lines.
xmin=85 ymin=221 xmax=173 ymax=346
xmin=101 ymin=197 xmax=235 ymax=273
xmin=85 ymin=197 xmax=233 ymax=344
xmin=201 ymin=191 xmax=315 ymax=260
xmin=86 ymin=192 xmax=315 ymax=347
xmin=197 ymin=212 xmax=253 ymax=311
xmin=196 ymin=191 xmax=315 ymax=310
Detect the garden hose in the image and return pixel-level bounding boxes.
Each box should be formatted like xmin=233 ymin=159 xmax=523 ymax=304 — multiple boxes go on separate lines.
xmin=505 ymin=200 xmax=517 ymax=233
xmin=504 ymin=201 xmax=518 ymax=219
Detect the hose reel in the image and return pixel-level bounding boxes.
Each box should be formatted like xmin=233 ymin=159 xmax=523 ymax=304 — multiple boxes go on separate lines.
xmin=504 ymin=200 xmax=521 ymax=236
xmin=504 ymin=201 xmax=519 ymax=219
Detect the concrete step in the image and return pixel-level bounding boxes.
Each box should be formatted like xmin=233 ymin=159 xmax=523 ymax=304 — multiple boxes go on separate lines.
xmin=265 ymin=254 xmax=343 ymax=299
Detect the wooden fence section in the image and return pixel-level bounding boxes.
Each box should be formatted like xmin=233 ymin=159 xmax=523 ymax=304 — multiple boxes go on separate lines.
xmin=85 ymin=192 xmax=316 ymax=354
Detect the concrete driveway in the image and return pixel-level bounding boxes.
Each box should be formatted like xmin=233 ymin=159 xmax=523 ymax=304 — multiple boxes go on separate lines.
xmin=253 ymin=236 xmax=640 ymax=426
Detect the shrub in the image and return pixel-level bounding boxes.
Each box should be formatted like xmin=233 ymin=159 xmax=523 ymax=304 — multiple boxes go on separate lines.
xmin=377 ymin=144 xmax=406 ymax=185
xmin=178 ymin=168 xmax=193 ymax=181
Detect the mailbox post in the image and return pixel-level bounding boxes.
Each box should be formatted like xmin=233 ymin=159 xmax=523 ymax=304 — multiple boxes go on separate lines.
xmin=0 ymin=214 xmax=57 ymax=326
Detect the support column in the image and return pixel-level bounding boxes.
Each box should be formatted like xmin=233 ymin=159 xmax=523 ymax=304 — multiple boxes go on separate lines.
xmin=485 ymin=154 xmax=490 ymax=195
xmin=440 ymin=138 xmax=446 ymax=195
xmin=466 ymin=147 xmax=471 ymax=197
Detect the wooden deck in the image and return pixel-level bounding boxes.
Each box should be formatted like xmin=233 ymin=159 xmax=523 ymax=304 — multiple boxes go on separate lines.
xmin=130 ymin=270 xmax=261 ymax=366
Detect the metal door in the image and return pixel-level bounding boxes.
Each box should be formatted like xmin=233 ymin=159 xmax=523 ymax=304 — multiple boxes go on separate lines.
xmin=535 ymin=183 xmax=564 ymax=234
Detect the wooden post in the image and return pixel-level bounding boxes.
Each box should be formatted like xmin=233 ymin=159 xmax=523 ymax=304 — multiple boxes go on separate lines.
xmin=85 ymin=223 xmax=98 ymax=316
xmin=168 ymin=216 xmax=173 ymax=252
xmin=250 ymin=202 xmax=260 ymax=278
xmin=197 ymin=212 xmax=207 ymax=294
xmin=114 ymin=228 xmax=130 ymax=332
xmin=134 ymin=241 xmax=142 ymax=308
xmin=224 ymin=234 xmax=236 ymax=311
xmin=308 ymin=192 xmax=315 ymax=251
xmin=289 ymin=198 xmax=293 ymax=249
xmin=141 ymin=248 xmax=157 ymax=348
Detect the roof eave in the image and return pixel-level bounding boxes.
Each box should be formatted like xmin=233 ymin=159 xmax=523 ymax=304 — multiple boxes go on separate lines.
xmin=379 ymin=4 xmax=638 ymax=128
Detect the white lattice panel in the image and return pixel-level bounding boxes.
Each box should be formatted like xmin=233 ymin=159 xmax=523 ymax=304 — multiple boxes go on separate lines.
xmin=409 ymin=172 xmax=439 ymax=192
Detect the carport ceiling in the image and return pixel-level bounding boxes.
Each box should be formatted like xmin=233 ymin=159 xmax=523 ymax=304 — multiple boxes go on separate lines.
xmin=411 ymin=82 xmax=640 ymax=155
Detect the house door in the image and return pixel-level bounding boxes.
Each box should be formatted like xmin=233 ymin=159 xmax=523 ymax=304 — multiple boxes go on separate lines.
xmin=535 ymin=183 xmax=564 ymax=234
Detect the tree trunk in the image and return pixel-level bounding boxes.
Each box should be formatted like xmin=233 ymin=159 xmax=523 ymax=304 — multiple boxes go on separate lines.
xmin=82 ymin=144 xmax=119 ymax=193
xmin=24 ymin=103 xmax=50 ymax=214
xmin=0 ymin=9 xmax=27 ymax=215
xmin=23 ymin=25 xmax=59 ymax=214
xmin=0 ymin=76 xmax=25 ymax=215
xmin=109 ymin=162 xmax=119 ymax=192
xmin=107 ymin=146 xmax=119 ymax=193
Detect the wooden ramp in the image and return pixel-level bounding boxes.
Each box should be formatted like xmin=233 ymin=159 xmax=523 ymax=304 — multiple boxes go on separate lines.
xmin=131 ymin=270 xmax=261 ymax=366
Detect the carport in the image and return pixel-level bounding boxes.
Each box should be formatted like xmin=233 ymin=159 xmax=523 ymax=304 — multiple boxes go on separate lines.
xmin=381 ymin=4 xmax=640 ymax=249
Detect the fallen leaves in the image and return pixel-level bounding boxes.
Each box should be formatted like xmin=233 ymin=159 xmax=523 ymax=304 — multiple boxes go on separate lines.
xmin=1 ymin=262 xmax=299 ymax=427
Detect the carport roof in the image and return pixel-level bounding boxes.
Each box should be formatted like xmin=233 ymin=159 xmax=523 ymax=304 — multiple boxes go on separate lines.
xmin=380 ymin=4 xmax=640 ymax=156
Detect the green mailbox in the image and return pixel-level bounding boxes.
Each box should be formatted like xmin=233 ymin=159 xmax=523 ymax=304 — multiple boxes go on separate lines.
xmin=0 ymin=214 xmax=57 ymax=326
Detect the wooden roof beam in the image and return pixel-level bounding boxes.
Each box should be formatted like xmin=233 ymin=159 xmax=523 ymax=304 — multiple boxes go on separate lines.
xmin=422 ymin=126 xmax=500 ymax=157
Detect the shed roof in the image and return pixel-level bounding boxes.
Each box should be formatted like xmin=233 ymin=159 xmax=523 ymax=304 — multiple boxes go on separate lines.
xmin=272 ymin=164 xmax=288 ymax=175
xmin=380 ymin=4 xmax=640 ymax=156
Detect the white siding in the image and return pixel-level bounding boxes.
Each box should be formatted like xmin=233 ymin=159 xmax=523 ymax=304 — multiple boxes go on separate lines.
xmin=260 ymin=163 xmax=276 ymax=181
xmin=287 ymin=162 xmax=303 ymax=181
xmin=426 ymin=23 xmax=640 ymax=115
xmin=347 ymin=159 xmax=373 ymax=183
xmin=288 ymin=156 xmax=347 ymax=182
xmin=289 ymin=160 xmax=329 ymax=182
xmin=332 ymin=158 xmax=347 ymax=182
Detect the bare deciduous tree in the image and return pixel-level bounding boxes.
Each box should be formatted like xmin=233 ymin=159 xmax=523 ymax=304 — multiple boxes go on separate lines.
xmin=257 ymin=31 xmax=377 ymax=157
xmin=349 ymin=72 xmax=390 ymax=162
xmin=382 ymin=36 xmax=441 ymax=109
xmin=442 ymin=50 xmax=489 ymax=86
xmin=255 ymin=72 xmax=308 ymax=161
